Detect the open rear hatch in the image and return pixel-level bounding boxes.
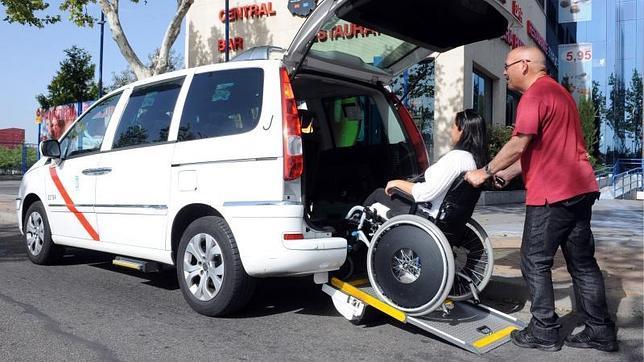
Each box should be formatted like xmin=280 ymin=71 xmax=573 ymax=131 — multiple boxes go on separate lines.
xmin=283 ymin=0 xmax=513 ymax=85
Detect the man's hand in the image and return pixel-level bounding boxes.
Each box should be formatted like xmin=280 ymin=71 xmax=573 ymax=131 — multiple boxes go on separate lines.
xmin=464 ymin=168 xmax=489 ymax=188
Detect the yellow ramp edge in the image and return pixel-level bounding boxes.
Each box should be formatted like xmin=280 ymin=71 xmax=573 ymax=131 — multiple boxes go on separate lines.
xmin=472 ymin=326 xmax=518 ymax=349
xmin=112 ymin=259 xmax=142 ymax=270
xmin=330 ymin=277 xmax=406 ymax=323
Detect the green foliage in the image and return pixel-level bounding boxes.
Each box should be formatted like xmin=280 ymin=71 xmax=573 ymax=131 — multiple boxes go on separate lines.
xmin=2 ymin=1 xmax=143 ymax=28
xmin=36 ymin=46 xmax=98 ymax=107
xmin=1 ymin=0 xmax=60 ymax=27
xmin=0 ymin=146 xmax=37 ymax=172
xmin=578 ymin=96 xmax=599 ymax=167
xmin=625 ymin=69 xmax=643 ymax=155
xmin=487 ymin=125 xmax=513 ymax=159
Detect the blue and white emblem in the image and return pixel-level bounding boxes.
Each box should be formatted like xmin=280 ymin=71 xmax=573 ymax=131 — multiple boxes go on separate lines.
xmin=288 ymin=0 xmax=317 ymax=17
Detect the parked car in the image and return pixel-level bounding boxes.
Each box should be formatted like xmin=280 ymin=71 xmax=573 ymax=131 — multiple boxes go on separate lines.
xmin=17 ymin=0 xmax=509 ymax=316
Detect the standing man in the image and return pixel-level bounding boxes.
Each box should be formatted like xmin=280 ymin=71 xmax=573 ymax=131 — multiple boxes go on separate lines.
xmin=465 ymin=46 xmax=617 ymax=352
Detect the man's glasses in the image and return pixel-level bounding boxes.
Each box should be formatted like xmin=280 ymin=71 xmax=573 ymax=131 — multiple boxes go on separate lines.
xmin=504 ymin=59 xmax=530 ymax=70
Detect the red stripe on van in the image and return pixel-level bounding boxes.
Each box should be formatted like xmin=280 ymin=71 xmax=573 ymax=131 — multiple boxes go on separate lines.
xmin=49 ymin=166 xmax=100 ymax=241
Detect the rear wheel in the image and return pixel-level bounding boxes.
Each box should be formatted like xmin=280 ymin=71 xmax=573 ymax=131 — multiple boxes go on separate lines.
xmin=23 ymin=201 xmax=64 ymax=264
xmin=177 ymin=216 xmax=255 ymax=316
xmin=367 ymin=215 xmax=454 ymax=316
xmin=448 ymin=219 xmax=494 ymax=301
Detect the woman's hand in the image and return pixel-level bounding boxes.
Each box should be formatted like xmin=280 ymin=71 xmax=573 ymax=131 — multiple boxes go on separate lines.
xmin=385 ymin=180 xmax=414 ymax=196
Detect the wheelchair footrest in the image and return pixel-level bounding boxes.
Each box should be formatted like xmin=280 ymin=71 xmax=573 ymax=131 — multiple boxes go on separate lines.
xmin=323 ymin=277 xmax=526 ymax=355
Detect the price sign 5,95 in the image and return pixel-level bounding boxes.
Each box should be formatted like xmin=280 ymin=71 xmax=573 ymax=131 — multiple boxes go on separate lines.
xmin=565 ymin=48 xmax=592 ymax=62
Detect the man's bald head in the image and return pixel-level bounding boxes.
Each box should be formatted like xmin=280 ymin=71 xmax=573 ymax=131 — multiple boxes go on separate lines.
xmin=505 ymin=46 xmax=548 ymax=93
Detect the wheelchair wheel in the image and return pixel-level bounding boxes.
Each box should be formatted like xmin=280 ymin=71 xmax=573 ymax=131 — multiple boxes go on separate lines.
xmin=447 ymin=219 xmax=494 ymax=301
xmin=367 ymin=215 xmax=454 ymax=316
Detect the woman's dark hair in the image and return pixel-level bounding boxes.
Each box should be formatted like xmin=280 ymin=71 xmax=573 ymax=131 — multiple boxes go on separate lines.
xmin=453 ymin=109 xmax=489 ymax=168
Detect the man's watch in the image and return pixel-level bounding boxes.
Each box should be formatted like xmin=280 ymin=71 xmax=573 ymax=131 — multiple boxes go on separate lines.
xmin=484 ymin=163 xmax=493 ymax=176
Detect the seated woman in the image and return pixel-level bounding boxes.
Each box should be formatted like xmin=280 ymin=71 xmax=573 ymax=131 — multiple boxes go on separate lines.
xmin=364 ymin=109 xmax=489 ymax=219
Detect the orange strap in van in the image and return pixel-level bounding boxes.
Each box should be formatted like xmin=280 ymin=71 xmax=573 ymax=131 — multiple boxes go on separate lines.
xmin=49 ymin=166 xmax=100 ymax=241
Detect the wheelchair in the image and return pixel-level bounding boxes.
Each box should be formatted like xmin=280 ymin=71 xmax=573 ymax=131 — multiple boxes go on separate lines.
xmin=342 ymin=173 xmax=494 ymax=317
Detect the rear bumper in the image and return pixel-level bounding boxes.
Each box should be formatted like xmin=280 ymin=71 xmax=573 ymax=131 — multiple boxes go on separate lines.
xmin=224 ymin=203 xmax=347 ymax=277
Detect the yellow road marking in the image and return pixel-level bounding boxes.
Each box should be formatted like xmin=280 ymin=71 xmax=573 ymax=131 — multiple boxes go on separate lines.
xmin=472 ymin=326 xmax=518 ymax=349
xmin=331 ymin=277 xmax=406 ymax=322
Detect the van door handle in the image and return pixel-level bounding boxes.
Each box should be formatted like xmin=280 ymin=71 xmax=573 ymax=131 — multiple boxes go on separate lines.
xmin=82 ymin=167 xmax=112 ymax=176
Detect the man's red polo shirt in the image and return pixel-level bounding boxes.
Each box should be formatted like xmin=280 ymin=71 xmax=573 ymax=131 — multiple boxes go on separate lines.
xmin=513 ymin=76 xmax=598 ymax=206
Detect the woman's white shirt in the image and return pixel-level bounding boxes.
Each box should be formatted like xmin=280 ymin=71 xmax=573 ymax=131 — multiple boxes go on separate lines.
xmin=411 ymin=150 xmax=477 ymax=218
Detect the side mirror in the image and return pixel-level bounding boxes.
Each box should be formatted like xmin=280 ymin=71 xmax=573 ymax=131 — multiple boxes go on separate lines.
xmin=40 ymin=139 xmax=61 ymax=159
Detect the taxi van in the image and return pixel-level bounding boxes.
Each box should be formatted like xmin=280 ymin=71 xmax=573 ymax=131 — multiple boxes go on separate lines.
xmin=17 ymin=0 xmax=509 ymax=316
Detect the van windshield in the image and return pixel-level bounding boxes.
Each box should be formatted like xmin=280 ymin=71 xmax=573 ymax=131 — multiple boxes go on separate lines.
xmin=310 ymin=16 xmax=419 ymax=70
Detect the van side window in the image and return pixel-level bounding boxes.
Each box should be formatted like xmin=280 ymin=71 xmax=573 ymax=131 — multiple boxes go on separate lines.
xmin=112 ymin=78 xmax=183 ymax=149
xmin=177 ymin=68 xmax=263 ymax=141
xmin=59 ymin=93 xmax=121 ymax=159
xmin=322 ymin=95 xmax=406 ymax=148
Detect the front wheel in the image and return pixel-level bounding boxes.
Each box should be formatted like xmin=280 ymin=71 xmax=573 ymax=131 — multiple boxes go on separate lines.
xmin=176 ymin=216 xmax=255 ymax=316
xmin=23 ymin=201 xmax=64 ymax=264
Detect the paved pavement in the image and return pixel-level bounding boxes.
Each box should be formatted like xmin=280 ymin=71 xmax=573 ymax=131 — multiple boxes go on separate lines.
xmin=1 ymin=180 xmax=642 ymax=361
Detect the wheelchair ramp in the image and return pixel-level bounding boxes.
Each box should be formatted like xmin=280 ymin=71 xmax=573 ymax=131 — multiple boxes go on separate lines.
xmin=323 ymin=277 xmax=526 ymax=355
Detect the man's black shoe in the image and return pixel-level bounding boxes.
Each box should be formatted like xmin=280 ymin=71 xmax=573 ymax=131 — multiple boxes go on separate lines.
xmin=564 ymin=329 xmax=618 ymax=352
xmin=510 ymin=329 xmax=562 ymax=352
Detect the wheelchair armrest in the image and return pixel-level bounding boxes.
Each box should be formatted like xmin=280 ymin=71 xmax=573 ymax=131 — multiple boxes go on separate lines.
xmin=389 ymin=187 xmax=415 ymax=203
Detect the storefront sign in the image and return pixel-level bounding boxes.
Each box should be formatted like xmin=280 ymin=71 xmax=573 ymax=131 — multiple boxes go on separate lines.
xmin=526 ymin=20 xmax=558 ymax=66
xmin=558 ymin=43 xmax=592 ymax=101
xmin=218 ymin=37 xmax=244 ymax=52
xmin=315 ymin=24 xmax=380 ymax=42
xmin=502 ymin=28 xmax=525 ymax=49
xmin=558 ymin=0 xmax=592 ymax=24
xmin=219 ymin=2 xmax=276 ymax=23
xmin=511 ymin=0 xmax=524 ymax=23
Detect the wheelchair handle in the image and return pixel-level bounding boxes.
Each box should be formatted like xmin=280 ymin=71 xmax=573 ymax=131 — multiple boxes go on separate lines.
xmin=389 ymin=187 xmax=415 ymax=203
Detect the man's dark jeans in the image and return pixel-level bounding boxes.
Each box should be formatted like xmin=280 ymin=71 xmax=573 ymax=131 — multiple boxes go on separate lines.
xmin=520 ymin=192 xmax=616 ymax=343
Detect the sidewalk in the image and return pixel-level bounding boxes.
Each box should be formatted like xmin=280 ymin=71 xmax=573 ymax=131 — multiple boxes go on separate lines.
xmin=473 ymin=199 xmax=643 ymax=347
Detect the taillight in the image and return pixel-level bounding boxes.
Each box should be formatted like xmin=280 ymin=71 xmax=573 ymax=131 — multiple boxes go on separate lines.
xmin=280 ymin=67 xmax=303 ymax=181
xmin=387 ymin=92 xmax=429 ymax=171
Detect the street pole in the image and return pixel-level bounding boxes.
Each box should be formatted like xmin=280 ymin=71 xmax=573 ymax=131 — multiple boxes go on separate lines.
xmin=98 ymin=11 xmax=105 ymax=98
xmin=225 ymin=0 xmax=230 ymax=62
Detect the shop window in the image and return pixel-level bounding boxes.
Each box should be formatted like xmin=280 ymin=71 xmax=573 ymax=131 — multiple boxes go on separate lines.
xmin=472 ymin=69 xmax=493 ymax=125
xmin=506 ymin=90 xmax=521 ymax=126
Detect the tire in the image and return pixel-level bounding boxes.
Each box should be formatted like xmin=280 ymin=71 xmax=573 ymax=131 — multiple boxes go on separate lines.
xmin=448 ymin=219 xmax=494 ymax=301
xmin=367 ymin=215 xmax=454 ymax=316
xmin=23 ymin=201 xmax=64 ymax=265
xmin=176 ymin=216 xmax=255 ymax=316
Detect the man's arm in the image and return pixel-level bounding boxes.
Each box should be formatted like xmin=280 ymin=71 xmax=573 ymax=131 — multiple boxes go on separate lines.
xmin=494 ymin=160 xmax=522 ymax=188
xmin=465 ymin=134 xmax=532 ymax=187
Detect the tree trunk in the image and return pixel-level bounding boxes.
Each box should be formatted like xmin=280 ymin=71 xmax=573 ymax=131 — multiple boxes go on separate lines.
xmin=98 ymin=0 xmax=151 ymax=80
xmin=153 ymin=0 xmax=194 ymax=75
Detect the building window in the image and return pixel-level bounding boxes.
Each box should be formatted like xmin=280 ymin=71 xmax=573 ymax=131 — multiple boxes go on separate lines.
xmin=506 ymin=90 xmax=521 ymax=126
xmin=472 ymin=68 xmax=493 ymax=125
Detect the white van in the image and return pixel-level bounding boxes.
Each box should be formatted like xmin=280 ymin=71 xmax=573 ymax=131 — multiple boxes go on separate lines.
xmin=17 ymin=0 xmax=509 ymax=316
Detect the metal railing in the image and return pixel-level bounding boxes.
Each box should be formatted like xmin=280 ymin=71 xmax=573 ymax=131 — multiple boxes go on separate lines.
xmin=611 ymin=159 xmax=643 ymax=199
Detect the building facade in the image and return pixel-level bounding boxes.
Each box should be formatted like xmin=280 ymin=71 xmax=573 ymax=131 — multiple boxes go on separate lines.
xmin=0 ymin=128 xmax=25 ymax=148
xmin=185 ymin=1 xmax=552 ymax=160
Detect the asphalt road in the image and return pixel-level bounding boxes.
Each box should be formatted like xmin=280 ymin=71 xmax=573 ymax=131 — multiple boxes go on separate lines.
xmin=0 ymin=181 xmax=641 ymax=361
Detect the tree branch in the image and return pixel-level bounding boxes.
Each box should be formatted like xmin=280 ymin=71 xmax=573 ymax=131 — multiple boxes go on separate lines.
xmin=153 ymin=0 xmax=193 ymax=75
xmin=99 ymin=0 xmax=150 ymax=79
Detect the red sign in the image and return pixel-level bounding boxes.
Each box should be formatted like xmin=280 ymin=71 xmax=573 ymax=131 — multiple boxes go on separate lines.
xmin=512 ymin=0 xmax=524 ymax=23
xmin=316 ymin=24 xmax=380 ymax=43
xmin=502 ymin=28 xmax=525 ymax=49
xmin=526 ymin=20 xmax=558 ymax=66
xmin=218 ymin=37 xmax=244 ymax=52
xmin=219 ymin=2 xmax=276 ymax=22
